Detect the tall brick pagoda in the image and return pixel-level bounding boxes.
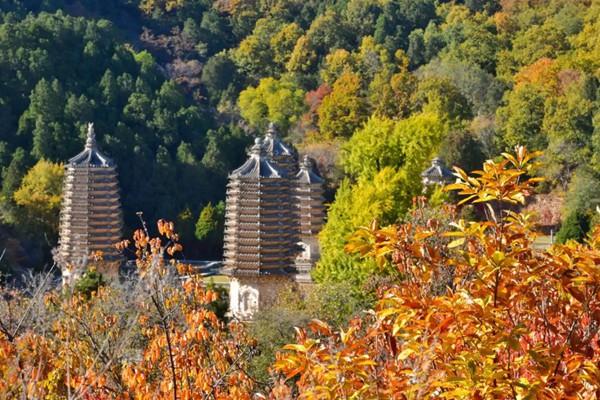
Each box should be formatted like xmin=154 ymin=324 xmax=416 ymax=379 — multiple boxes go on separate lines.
xmin=293 ymin=155 xmax=325 ymax=284
xmin=224 ymin=137 xmax=297 ymax=319
xmin=224 ymin=124 xmax=328 ymax=319
xmin=55 ymin=123 xmax=122 ymax=285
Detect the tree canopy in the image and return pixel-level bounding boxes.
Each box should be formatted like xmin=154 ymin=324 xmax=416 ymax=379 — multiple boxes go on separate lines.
xmin=1 ymin=0 xmax=600 ymax=281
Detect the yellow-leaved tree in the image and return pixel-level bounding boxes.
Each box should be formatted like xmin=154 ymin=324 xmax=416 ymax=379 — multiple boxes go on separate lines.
xmin=13 ymin=159 xmax=64 ymax=235
xmin=273 ymin=146 xmax=600 ymax=399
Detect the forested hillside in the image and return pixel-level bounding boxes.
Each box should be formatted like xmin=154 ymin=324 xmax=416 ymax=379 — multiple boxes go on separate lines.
xmin=1 ymin=0 xmax=599 ymax=277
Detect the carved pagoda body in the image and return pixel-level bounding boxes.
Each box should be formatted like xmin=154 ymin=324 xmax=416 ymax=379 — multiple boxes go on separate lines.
xmin=224 ymin=127 xmax=325 ymax=319
xmin=294 ymin=156 xmax=325 ymax=284
xmin=55 ymin=123 xmax=123 ymax=285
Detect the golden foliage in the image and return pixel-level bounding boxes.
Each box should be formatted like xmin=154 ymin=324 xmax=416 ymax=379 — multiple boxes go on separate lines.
xmin=274 ymin=147 xmax=600 ymax=399
xmin=139 ymin=0 xmax=185 ymax=15
xmin=0 ymin=220 xmax=256 ymax=399
xmin=2 ymin=148 xmax=600 ymax=398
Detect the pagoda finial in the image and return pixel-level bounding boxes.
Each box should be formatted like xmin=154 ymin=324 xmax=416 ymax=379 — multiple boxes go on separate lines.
xmin=251 ymin=137 xmax=264 ymax=155
xmin=266 ymin=122 xmax=277 ymax=138
xmin=301 ymin=155 xmax=313 ymax=170
xmin=85 ymin=122 xmax=96 ymax=150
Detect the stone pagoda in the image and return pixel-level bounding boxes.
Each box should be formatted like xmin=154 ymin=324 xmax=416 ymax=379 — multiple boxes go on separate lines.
xmin=293 ymin=155 xmax=325 ymax=284
xmin=55 ymin=123 xmax=123 ymax=285
xmin=224 ymin=137 xmax=298 ymax=319
xmin=421 ymin=157 xmax=454 ymax=187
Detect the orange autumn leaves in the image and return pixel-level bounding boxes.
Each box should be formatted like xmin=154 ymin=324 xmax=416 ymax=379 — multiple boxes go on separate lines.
xmin=1 ymin=147 xmax=599 ymax=399
xmin=273 ymin=146 xmax=600 ymax=399
xmin=0 ymin=219 xmax=256 ymax=400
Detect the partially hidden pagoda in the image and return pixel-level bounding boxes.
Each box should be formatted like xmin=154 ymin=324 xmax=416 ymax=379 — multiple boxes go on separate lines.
xmin=421 ymin=157 xmax=454 ymax=187
xmin=55 ymin=123 xmax=123 ymax=285
xmin=262 ymin=123 xmax=298 ymax=176
xmin=224 ymin=126 xmax=325 ymax=319
xmin=294 ymin=155 xmax=325 ymax=284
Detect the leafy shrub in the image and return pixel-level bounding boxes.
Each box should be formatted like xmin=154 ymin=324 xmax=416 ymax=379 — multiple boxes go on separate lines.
xmin=556 ymin=210 xmax=591 ymax=243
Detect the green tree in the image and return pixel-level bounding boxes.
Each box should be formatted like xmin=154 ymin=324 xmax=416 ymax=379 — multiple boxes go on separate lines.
xmin=74 ymin=269 xmax=106 ymax=299
xmin=320 ymin=49 xmax=355 ymax=86
xmin=320 ymin=111 xmax=448 ymax=287
xmin=417 ymin=58 xmax=504 ymax=115
xmin=200 ymin=53 xmax=240 ymax=104
xmin=238 ymin=76 xmax=306 ymax=132
xmin=18 ymin=79 xmax=74 ymax=161
xmin=562 ymin=168 xmax=600 ymax=231
xmin=368 ymin=50 xmax=417 ymax=119
xmin=542 ymin=79 xmax=595 ymax=187
xmin=0 ymin=148 xmax=32 ymax=225
xmin=176 ymin=207 xmax=196 ymax=242
xmin=314 ymin=169 xmax=408 ymax=287
xmin=341 ymin=116 xmax=397 ymax=180
xmin=508 ymin=20 xmax=570 ymax=73
xmin=413 ymin=77 xmax=473 ymax=121
xmin=305 ymin=9 xmax=352 ymax=57
xmin=556 ymin=210 xmax=590 ymax=244
xmin=432 ymin=5 xmax=500 ymax=74
xmin=270 ymin=22 xmax=304 ymax=69
xmin=99 ymin=69 xmax=119 ymax=106
xmin=317 ymin=72 xmax=368 ymax=140
xmin=285 ymin=34 xmax=317 ymax=74
xmin=496 ymin=84 xmax=547 ymax=150
xmin=231 ymin=17 xmax=281 ymax=79
xmin=195 ymin=201 xmax=225 ymax=257
xmin=373 ymin=0 xmax=436 ymax=55
xmin=342 ymin=112 xmax=447 ymax=181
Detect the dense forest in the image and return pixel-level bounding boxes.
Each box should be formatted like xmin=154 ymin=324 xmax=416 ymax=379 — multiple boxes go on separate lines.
xmin=1 ymin=0 xmax=600 ymax=281
xmin=0 ymin=1 xmax=600 ymax=397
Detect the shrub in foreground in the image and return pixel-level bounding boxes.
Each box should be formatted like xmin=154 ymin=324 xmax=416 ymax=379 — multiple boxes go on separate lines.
xmin=273 ymin=147 xmax=600 ymax=399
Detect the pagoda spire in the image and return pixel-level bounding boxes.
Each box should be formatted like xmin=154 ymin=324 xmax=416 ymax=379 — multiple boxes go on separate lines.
xmin=56 ymin=121 xmax=123 ymax=285
xmin=262 ymin=122 xmax=297 ymax=175
xmin=85 ymin=122 xmax=96 ymax=151
xmin=251 ymin=137 xmax=263 ymax=156
xmin=266 ymin=122 xmax=276 ymax=138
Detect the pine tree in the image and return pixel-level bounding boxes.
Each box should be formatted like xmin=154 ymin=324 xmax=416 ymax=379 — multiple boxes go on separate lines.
xmin=0 ymin=148 xmax=32 ymax=225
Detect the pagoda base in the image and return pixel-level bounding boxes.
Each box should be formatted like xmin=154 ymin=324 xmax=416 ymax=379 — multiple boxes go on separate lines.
xmin=292 ymin=260 xmax=314 ymax=284
xmin=229 ymin=274 xmax=293 ymax=320
xmin=59 ymin=258 xmax=122 ymax=287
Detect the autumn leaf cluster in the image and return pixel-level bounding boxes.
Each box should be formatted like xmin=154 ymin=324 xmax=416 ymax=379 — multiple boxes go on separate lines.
xmin=1 ymin=147 xmax=599 ymax=399
xmin=273 ymin=147 xmax=600 ymax=399
xmin=0 ymin=221 xmax=257 ymax=399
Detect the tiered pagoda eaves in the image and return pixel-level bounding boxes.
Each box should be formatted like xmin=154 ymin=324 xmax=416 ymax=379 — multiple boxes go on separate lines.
xmin=223 ymin=137 xmax=297 ymax=275
xmin=55 ymin=123 xmax=122 ymax=284
xmin=262 ymin=123 xmax=298 ymax=176
xmin=224 ymin=126 xmax=325 ymax=319
xmin=294 ymin=155 xmax=325 ymax=283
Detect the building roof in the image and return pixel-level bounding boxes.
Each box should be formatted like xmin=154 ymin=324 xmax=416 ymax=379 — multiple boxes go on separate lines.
xmin=230 ymin=138 xmax=285 ymax=179
xmin=262 ymin=122 xmax=295 ymax=157
xmin=421 ymin=157 xmax=454 ymax=184
xmin=68 ymin=123 xmax=114 ymax=167
xmin=295 ymin=155 xmax=324 ymax=184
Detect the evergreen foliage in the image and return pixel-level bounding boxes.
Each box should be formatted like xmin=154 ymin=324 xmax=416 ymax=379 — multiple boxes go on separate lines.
xmin=556 ymin=211 xmax=591 ymax=244
xmin=1 ymin=0 xmax=600 ymax=275
xmin=195 ymin=201 xmax=225 ymax=257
